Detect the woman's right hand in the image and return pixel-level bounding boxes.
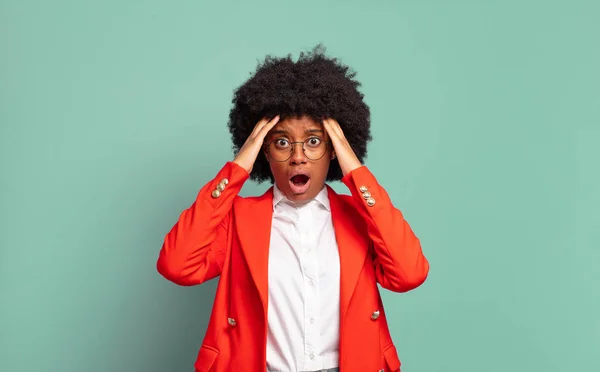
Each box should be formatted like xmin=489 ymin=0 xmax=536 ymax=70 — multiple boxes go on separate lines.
xmin=233 ymin=115 xmax=280 ymax=174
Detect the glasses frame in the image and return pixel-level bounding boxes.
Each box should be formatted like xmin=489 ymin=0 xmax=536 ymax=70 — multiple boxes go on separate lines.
xmin=264 ymin=138 xmax=331 ymax=162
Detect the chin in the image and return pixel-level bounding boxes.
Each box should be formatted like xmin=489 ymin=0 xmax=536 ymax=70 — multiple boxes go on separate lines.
xmin=287 ymin=192 xmax=313 ymax=202
xmin=286 ymin=184 xmax=325 ymax=204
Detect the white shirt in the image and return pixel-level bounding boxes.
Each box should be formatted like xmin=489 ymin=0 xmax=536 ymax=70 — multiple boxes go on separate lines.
xmin=266 ymin=184 xmax=341 ymax=372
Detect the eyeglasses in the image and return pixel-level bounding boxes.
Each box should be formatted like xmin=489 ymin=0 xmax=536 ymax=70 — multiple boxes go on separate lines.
xmin=265 ymin=137 xmax=330 ymax=162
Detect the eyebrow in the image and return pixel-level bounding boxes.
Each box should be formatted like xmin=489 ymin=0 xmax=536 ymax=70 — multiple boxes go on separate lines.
xmin=270 ymin=128 xmax=324 ymax=135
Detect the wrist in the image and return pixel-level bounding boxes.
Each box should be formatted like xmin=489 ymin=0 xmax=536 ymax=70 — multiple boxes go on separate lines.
xmin=232 ymin=158 xmax=252 ymax=174
xmin=341 ymin=159 xmax=363 ymax=176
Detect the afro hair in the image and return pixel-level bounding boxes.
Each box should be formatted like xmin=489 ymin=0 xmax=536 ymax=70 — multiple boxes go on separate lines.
xmin=227 ymin=44 xmax=372 ymax=183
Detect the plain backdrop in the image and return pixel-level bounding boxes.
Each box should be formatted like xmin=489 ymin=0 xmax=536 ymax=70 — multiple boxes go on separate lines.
xmin=1 ymin=0 xmax=599 ymax=371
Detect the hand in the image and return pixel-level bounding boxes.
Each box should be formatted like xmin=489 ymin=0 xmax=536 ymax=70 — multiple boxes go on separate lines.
xmin=322 ymin=118 xmax=362 ymax=176
xmin=233 ymin=116 xmax=280 ymax=174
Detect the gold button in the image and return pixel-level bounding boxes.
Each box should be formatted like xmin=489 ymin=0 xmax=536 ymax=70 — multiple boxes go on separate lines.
xmin=211 ymin=189 xmax=221 ymax=198
xmin=220 ymin=178 xmax=229 ymax=185
xmin=217 ymin=183 xmax=226 ymax=192
xmin=359 ymin=185 xmax=368 ymax=193
xmin=371 ymin=310 xmax=380 ymax=320
xmin=366 ymin=198 xmax=375 ymax=206
xmin=228 ymin=317 xmax=236 ymax=326
xmin=362 ymin=191 xmax=371 ymax=199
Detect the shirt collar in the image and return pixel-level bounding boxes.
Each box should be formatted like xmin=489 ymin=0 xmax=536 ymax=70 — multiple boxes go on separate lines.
xmin=272 ymin=183 xmax=330 ymax=211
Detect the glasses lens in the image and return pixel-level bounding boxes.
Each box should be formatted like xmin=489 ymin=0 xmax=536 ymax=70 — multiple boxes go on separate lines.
xmin=268 ymin=139 xmax=327 ymax=161
xmin=268 ymin=141 xmax=291 ymax=161
xmin=304 ymin=138 xmax=326 ymax=160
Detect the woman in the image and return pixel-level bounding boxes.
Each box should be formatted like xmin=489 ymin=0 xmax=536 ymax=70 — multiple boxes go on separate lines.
xmin=157 ymin=45 xmax=429 ymax=372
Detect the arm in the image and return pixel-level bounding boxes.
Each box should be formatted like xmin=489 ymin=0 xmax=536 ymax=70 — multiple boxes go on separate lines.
xmin=341 ymin=166 xmax=429 ymax=292
xmin=156 ymin=161 xmax=249 ymax=286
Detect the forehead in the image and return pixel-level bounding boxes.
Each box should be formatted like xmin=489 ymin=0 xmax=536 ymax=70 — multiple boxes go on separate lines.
xmin=270 ymin=116 xmax=323 ymax=135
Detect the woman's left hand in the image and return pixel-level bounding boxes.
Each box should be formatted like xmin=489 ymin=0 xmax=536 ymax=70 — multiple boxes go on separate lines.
xmin=322 ymin=118 xmax=363 ymax=176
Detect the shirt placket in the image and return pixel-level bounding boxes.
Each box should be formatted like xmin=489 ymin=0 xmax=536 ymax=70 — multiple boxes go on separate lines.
xmin=299 ymin=206 xmax=320 ymax=370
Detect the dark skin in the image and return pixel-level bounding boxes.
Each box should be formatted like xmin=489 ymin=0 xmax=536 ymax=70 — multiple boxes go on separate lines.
xmin=233 ymin=115 xmax=362 ymax=203
xmin=264 ymin=116 xmax=335 ymax=203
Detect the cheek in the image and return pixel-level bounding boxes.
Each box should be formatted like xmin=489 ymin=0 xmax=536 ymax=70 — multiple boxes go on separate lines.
xmin=268 ymin=161 xmax=287 ymax=179
xmin=314 ymin=159 xmax=331 ymax=180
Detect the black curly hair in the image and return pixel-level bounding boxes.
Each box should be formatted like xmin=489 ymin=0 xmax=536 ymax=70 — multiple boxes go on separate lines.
xmin=227 ymin=44 xmax=372 ymax=183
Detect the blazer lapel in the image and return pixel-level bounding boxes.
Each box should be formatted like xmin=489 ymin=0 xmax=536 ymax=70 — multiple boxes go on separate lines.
xmin=327 ymin=185 xmax=369 ymax=320
xmin=233 ymin=185 xmax=367 ymax=327
xmin=233 ymin=187 xmax=273 ymax=316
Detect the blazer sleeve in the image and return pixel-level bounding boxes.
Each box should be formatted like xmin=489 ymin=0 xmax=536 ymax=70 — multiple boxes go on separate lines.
xmin=341 ymin=166 xmax=429 ymax=292
xmin=157 ymin=161 xmax=249 ymax=286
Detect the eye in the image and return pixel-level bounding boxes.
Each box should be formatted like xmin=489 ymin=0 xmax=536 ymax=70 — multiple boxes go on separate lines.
xmin=274 ymin=139 xmax=290 ymax=149
xmin=305 ymin=137 xmax=322 ymax=148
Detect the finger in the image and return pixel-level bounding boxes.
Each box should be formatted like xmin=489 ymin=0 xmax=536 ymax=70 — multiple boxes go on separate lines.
xmin=249 ymin=117 xmax=270 ymax=137
xmin=322 ymin=118 xmax=339 ymax=140
xmin=326 ymin=118 xmax=344 ymax=138
xmin=257 ymin=115 xmax=280 ymax=138
xmin=251 ymin=115 xmax=279 ymax=138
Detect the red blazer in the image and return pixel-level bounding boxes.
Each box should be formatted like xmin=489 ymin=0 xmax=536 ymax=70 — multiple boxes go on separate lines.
xmin=157 ymin=161 xmax=429 ymax=372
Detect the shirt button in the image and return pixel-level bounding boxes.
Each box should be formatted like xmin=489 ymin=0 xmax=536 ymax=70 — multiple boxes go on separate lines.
xmin=310 ymin=317 xmax=315 ymax=324
xmin=309 ymin=353 xmax=314 ymax=359
xmin=308 ymin=279 xmax=314 ymax=286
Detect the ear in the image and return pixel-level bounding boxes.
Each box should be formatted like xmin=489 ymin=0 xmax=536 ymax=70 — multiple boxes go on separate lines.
xmin=330 ymin=150 xmax=336 ymax=160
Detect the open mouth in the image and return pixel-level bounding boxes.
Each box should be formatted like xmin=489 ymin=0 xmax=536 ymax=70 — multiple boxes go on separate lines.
xmin=288 ymin=173 xmax=311 ymax=194
xmin=290 ymin=174 xmax=309 ymax=186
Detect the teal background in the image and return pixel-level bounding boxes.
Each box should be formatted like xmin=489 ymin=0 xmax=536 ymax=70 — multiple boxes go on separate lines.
xmin=1 ymin=0 xmax=599 ymax=371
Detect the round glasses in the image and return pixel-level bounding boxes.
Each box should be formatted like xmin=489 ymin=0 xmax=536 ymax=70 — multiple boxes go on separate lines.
xmin=265 ymin=137 xmax=330 ymax=162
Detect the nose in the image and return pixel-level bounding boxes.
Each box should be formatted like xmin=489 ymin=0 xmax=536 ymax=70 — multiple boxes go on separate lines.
xmin=289 ymin=143 xmax=307 ymax=164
